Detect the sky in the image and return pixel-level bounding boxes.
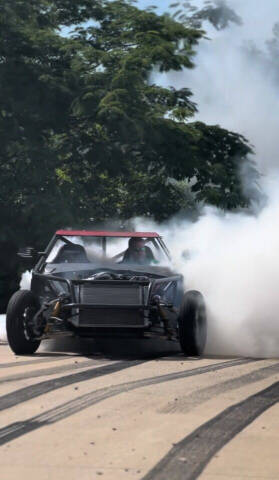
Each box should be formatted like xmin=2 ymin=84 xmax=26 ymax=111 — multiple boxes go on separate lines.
xmin=136 ymin=0 xmax=169 ymax=13
xmin=137 ymin=0 xmax=278 ymax=44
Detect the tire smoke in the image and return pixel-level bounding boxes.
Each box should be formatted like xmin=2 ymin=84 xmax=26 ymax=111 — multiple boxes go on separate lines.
xmin=137 ymin=0 xmax=279 ymax=358
xmin=131 ymin=173 xmax=279 ymax=357
xmin=0 ymin=314 xmax=6 ymax=342
xmin=20 ymin=271 xmax=32 ymax=290
xmin=136 ymin=176 xmax=279 ymax=357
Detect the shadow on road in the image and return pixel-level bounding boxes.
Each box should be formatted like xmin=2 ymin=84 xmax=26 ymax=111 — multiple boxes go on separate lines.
xmin=38 ymin=336 xmax=243 ymax=362
xmin=39 ymin=335 xmax=188 ymax=361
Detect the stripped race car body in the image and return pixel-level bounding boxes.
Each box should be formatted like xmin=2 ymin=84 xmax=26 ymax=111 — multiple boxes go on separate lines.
xmin=6 ymin=231 xmax=207 ymax=356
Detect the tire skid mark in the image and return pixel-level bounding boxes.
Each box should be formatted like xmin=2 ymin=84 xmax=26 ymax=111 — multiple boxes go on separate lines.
xmin=0 ymin=358 xmax=249 ymax=414
xmin=0 ymin=358 xmax=253 ymax=445
xmin=0 ymin=359 xmax=111 ymax=385
xmin=0 ymin=355 xmax=86 ymax=369
xmin=142 ymin=380 xmax=279 ymax=480
xmin=0 ymin=361 xmax=141 ymax=413
xmin=0 ymin=351 xmax=180 ymax=370
xmin=161 ymin=362 xmax=279 ymax=414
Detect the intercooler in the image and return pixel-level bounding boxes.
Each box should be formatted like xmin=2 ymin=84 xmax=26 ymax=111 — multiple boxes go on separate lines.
xmin=79 ymin=283 xmax=144 ymax=306
xmin=78 ymin=283 xmax=146 ymax=327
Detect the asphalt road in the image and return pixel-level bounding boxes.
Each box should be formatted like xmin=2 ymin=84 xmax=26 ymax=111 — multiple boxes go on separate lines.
xmin=0 ymin=337 xmax=279 ymax=480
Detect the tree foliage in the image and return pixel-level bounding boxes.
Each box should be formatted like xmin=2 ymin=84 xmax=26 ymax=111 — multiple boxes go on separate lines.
xmin=0 ymin=0 xmax=255 ymax=310
xmin=170 ymin=0 xmax=242 ymax=30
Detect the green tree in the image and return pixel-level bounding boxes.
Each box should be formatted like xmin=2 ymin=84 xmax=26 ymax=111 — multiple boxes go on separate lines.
xmin=0 ymin=0 xmax=255 ymax=310
xmin=170 ymin=0 xmax=242 ymax=30
xmin=188 ymin=122 xmax=253 ymax=209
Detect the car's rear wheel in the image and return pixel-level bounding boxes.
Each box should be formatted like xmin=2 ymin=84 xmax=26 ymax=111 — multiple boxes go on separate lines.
xmin=6 ymin=290 xmax=41 ymax=355
xmin=179 ymin=290 xmax=207 ymax=356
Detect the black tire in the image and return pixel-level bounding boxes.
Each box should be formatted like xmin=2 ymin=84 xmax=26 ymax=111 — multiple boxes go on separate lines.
xmin=179 ymin=290 xmax=207 ymax=356
xmin=6 ymin=290 xmax=41 ymax=355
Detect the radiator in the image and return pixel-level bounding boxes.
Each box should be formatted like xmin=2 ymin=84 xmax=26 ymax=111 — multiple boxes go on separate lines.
xmin=79 ymin=283 xmax=143 ymax=306
xmin=79 ymin=307 xmax=145 ymax=327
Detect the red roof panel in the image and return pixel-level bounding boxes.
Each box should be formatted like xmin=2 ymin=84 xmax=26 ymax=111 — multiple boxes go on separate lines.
xmin=56 ymin=230 xmax=159 ymax=238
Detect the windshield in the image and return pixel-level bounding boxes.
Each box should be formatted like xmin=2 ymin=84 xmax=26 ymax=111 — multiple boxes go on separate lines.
xmin=45 ymin=235 xmax=170 ymax=269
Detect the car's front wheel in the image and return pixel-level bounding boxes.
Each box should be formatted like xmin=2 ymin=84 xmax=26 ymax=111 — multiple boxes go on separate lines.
xmin=6 ymin=290 xmax=41 ymax=355
xmin=179 ymin=290 xmax=207 ymax=356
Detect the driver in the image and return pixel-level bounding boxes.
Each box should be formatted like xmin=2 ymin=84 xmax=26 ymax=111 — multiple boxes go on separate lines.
xmin=121 ymin=238 xmax=155 ymax=265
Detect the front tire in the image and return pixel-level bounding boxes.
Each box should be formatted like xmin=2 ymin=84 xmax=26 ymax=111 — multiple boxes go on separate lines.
xmin=6 ymin=290 xmax=41 ymax=355
xmin=179 ymin=290 xmax=207 ymax=356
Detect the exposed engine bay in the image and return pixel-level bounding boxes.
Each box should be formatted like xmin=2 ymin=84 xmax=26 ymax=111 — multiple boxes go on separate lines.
xmin=85 ymin=271 xmax=151 ymax=282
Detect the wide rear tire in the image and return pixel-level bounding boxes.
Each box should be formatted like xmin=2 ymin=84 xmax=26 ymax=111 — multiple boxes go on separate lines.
xmin=179 ymin=290 xmax=207 ymax=356
xmin=6 ymin=290 xmax=41 ymax=355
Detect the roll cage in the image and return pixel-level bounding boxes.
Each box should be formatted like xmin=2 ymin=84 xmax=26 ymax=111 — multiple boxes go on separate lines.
xmin=34 ymin=231 xmax=171 ymax=274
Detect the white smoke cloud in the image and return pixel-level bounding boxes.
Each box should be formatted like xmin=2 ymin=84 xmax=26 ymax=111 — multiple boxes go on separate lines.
xmin=134 ymin=175 xmax=279 ymax=357
xmin=0 ymin=315 xmax=7 ymax=342
xmin=140 ymin=0 xmax=279 ymax=357
xmin=159 ymin=0 xmax=279 ymax=174
xmin=20 ymin=270 xmax=32 ymax=290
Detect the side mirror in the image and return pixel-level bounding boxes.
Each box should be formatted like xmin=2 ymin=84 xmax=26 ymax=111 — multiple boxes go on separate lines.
xmin=17 ymin=247 xmax=37 ymax=260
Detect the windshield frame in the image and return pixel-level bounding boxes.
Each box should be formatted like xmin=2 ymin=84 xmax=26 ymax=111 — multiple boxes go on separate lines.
xmin=35 ymin=233 xmax=171 ymax=274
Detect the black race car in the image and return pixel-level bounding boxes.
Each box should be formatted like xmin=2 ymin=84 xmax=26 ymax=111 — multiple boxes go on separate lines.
xmin=6 ymin=230 xmax=207 ymax=356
